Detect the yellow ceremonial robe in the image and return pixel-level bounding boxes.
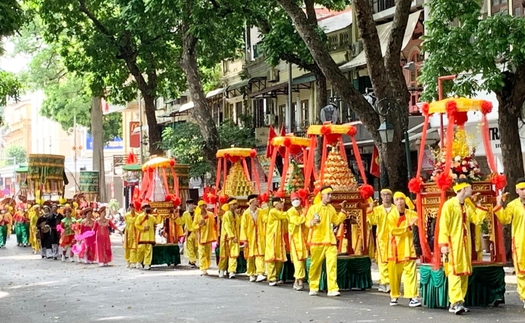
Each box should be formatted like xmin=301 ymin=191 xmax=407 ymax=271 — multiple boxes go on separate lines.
xmin=438 ymin=197 xmax=487 ymax=304
xmin=124 ymin=212 xmax=138 ymax=264
xmin=135 ymin=212 xmax=162 ymax=266
xmin=494 ymin=198 xmax=525 ymax=300
xmin=193 ymin=210 xmax=217 ymax=271
xmin=177 ymin=211 xmax=198 ymax=263
xmin=265 ymin=208 xmax=287 ymax=282
xmin=240 ymin=208 xmax=266 ymax=257
xmin=367 ymin=205 xmax=395 ymax=285
xmin=387 ymin=208 xmax=418 ymax=299
xmin=29 ymin=209 xmax=41 ymax=252
xmin=306 ymin=203 xmax=346 ymax=293
xmin=218 ymin=210 xmax=240 ymax=273
xmin=288 ymin=206 xmax=308 ymax=280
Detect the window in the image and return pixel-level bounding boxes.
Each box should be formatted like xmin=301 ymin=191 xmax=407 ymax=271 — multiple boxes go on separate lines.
xmin=300 ymin=100 xmax=309 ymax=129
xmin=339 ymin=32 xmax=349 ymax=49
xmin=515 ymin=7 xmax=521 ymax=16
xmin=235 ymin=102 xmax=243 ymax=124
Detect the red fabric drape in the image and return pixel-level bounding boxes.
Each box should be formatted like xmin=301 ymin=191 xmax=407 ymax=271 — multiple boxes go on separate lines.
xmin=350 ymin=136 xmax=367 ymax=185
xmin=161 ymin=167 xmax=170 ymax=195
xmin=242 ymin=158 xmax=251 ymax=184
xmin=279 ymin=149 xmax=290 ymax=193
xmin=338 ymin=139 xmax=348 ymax=164
xmin=267 ymin=149 xmax=278 ymax=194
xmin=319 ymin=136 xmax=329 ymax=187
xmin=251 ymin=157 xmax=261 ymax=194
xmin=304 ymin=136 xmax=317 ymax=189
xmin=170 ymin=167 xmax=179 ymax=196
xmin=215 ymin=158 xmax=222 ymax=190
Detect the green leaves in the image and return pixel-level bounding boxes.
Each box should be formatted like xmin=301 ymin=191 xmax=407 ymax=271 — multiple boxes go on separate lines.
xmin=2 ymin=145 xmax=26 ymax=166
xmin=420 ymin=0 xmax=525 ymax=101
xmin=0 ymin=71 xmax=22 ymax=107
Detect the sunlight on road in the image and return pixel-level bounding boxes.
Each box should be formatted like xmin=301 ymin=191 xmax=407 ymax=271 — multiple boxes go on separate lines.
xmin=0 ymin=254 xmax=41 ymax=261
xmin=96 ymin=316 xmax=131 ymax=321
xmin=0 ymin=291 xmax=9 ymax=299
xmin=124 ymin=270 xmax=203 ymax=279
xmin=8 ymin=280 xmax=63 ymax=290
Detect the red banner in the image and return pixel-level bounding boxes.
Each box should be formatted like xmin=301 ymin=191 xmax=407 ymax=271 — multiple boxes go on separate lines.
xmin=370 ymin=146 xmax=380 ymax=178
xmin=129 ymin=121 xmax=140 ymax=148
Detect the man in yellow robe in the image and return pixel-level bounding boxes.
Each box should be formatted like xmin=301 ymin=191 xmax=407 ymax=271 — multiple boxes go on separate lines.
xmin=240 ymin=194 xmax=267 ymax=282
xmin=135 ymin=203 xmax=162 ymax=270
xmin=439 ymin=179 xmax=487 ymax=315
xmin=124 ymin=204 xmax=138 ymax=268
xmin=176 ymin=199 xmax=198 ymax=268
xmin=265 ymin=196 xmax=288 ymax=286
xmin=387 ymin=192 xmax=421 ymax=307
xmin=29 ymin=205 xmax=42 ymax=254
xmin=288 ymin=192 xmax=308 ymax=291
xmin=494 ymin=177 xmax=525 ymax=309
xmin=367 ymin=188 xmax=394 ymax=293
xmin=306 ymin=186 xmax=347 ymax=296
xmin=218 ymin=198 xmax=240 ymax=278
xmin=192 ymin=200 xmax=217 ymax=276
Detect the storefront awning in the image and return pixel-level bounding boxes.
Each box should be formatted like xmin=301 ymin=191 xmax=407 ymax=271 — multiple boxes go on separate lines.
xmin=206 ymin=87 xmax=224 ymax=98
xmin=293 ymin=74 xmax=316 ymax=85
xmin=340 ymin=10 xmax=422 ymax=73
xmin=179 ymin=101 xmax=194 ymax=112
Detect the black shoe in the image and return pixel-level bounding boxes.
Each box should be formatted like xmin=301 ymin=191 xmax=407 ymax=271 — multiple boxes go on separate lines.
xmin=490 ymin=299 xmax=503 ymax=307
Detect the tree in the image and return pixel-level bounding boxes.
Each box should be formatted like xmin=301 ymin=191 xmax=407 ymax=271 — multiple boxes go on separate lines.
xmin=3 ymin=145 xmax=27 ymax=165
xmin=0 ymin=0 xmax=25 ymax=106
xmin=275 ymin=0 xmax=413 ymax=191
xmin=14 ymin=23 xmax=122 ymax=143
xmin=29 ymin=0 xmax=188 ymax=156
xmin=161 ymin=116 xmax=257 ymax=180
xmin=420 ymin=1 xmax=525 ymax=197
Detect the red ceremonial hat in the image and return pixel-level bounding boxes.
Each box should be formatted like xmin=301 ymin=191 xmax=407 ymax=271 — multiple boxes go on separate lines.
xmin=290 ymin=192 xmax=300 ymax=200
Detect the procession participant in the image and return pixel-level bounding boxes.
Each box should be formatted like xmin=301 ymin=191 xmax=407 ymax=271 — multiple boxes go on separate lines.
xmin=265 ymin=195 xmax=288 ymax=286
xmin=59 ymin=206 xmax=76 ymax=262
xmin=439 ymin=178 xmax=487 ymax=315
xmin=123 ymin=204 xmax=139 ymax=268
xmin=287 ymin=192 xmax=308 ymax=291
xmin=13 ymin=205 xmax=30 ymax=247
xmin=306 ymin=185 xmax=347 ymax=296
xmin=218 ymin=198 xmax=240 ymax=278
xmin=80 ymin=208 xmax=97 ymax=264
xmin=494 ymin=177 xmax=525 ymax=309
xmin=94 ymin=206 xmax=121 ymax=267
xmin=176 ymin=199 xmax=198 ymax=268
xmin=192 ymin=200 xmax=217 ymax=276
xmin=135 ymin=202 xmax=162 ymax=270
xmin=367 ymin=188 xmax=395 ymax=293
xmin=387 ymin=192 xmax=421 ymax=307
xmin=29 ymin=205 xmax=42 ymax=254
xmin=0 ymin=208 xmax=12 ymax=248
xmin=48 ymin=204 xmax=63 ymax=259
xmin=37 ymin=206 xmax=52 ymax=257
xmin=240 ymin=194 xmax=267 ymax=282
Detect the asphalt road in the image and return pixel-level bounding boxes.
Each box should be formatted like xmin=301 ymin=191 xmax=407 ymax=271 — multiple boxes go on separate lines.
xmin=0 ymin=234 xmax=524 ymax=323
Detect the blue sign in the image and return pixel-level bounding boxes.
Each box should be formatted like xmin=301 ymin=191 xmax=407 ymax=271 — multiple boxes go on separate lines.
xmin=86 ymin=134 xmax=124 ymax=151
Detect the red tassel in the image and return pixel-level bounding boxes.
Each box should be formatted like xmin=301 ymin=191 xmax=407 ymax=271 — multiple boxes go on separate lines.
xmin=480 ymin=100 xmax=493 ymax=115
xmin=436 ymin=173 xmax=453 ymax=191
xmin=446 ymin=100 xmax=458 ymax=117
xmin=258 ymin=192 xmax=269 ymax=203
xmin=283 ymin=137 xmax=292 ymax=147
xmin=421 ymin=102 xmax=430 ymax=116
xmin=408 ymin=177 xmax=424 ymax=194
xmin=454 ymin=111 xmax=468 ymax=126
xmin=492 ymin=174 xmax=507 ymax=191
xmin=320 ymin=125 xmax=332 ymax=135
xmin=359 ymin=184 xmax=374 ymax=200
xmin=172 ymin=197 xmax=181 ymax=207
xmin=219 ymin=195 xmax=229 ymax=205
xmin=250 ymin=149 xmax=257 ymax=158
xmin=347 ymin=126 xmax=357 ymax=137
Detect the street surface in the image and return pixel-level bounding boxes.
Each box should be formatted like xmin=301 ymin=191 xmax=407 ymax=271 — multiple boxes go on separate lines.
xmin=1 ymin=234 xmax=524 ymax=323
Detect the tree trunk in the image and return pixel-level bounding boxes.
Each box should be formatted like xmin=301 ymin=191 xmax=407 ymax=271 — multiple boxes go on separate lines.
xmin=180 ymin=27 xmax=220 ymax=167
xmin=91 ymin=97 xmax=107 ymax=202
xmin=496 ymin=70 xmax=525 ymax=265
xmin=315 ymin=72 xmax=327 ymax=169
xmin=142 ymin=93 xmax=163 ymax=157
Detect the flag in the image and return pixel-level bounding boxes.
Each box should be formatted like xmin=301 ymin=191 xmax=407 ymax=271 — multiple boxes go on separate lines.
xmin=265 ymin=125 xmax=277 ymax=158
xmin=278 ymin=124 xmax=287 ymax=157
xmin=126 ymin=152 xmax=138 ymax=165
xmin=370 ymin=146 xmax=380 ymax=178
xmin=280 ymin=124 xmax=286 ymax=136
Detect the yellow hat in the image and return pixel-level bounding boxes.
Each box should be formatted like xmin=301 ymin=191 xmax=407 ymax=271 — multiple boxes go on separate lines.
xmin=393 ymin=192 xmax=415 ymax=210
xmin=516 ymin=182 xmax=525 ymax=189
xmin=221 ymin=204 xmax=229 ymax=212
xmin=453 ymin=182 xmax=471 ymax=193
xmin=380 ymin=189 xmax=392 ymax=195
xmin=197 ymin=200 xmax=206 ymax=207
xmin=228 ymin=199 xmax=238 ymax=205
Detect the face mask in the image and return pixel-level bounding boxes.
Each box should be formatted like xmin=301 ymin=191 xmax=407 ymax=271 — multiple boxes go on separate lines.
xmin=292 ymin=200 xmax=301 ymax=208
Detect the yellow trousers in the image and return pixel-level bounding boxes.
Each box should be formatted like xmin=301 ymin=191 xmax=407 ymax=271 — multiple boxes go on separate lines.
xmin=377 ymin=250 xmax=389 ymax=285
xmin=447 ymin=272 xmax=468 ymax=304
xmin=267 ymin=261 xmax=283 ymax=282
xmin=125 ymin=247 xmax=137 ymax=264
xmin=388 ymin=260 xmax=417 ymax=299
xmin=137 ymin=244 xmax=153 ymax=266
xmin=185 ymin=232 xmax=197 ymax=263
xmin=293 ymin=260 xmax=305 ymax=280
xmin=218 ymin=256 xmax=237 ymax=273
xmin=309 ymin=245 xmax=339 ymax=293
xmin=246 ymin=256 xmax=265 ymax=276
xmin=517 ymin=273 xmax=525 ymax=300
xmin=198 ymin=243 xmax=211 ymax=271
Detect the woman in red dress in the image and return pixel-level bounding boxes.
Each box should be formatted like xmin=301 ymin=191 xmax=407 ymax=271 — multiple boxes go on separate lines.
xmin=80 ymin=208 xmax=96 ymax=264
xmin=93 ymin=206 xmax=121 ymax=266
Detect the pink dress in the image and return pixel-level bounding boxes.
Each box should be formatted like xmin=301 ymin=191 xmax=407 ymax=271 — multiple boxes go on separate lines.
xmin=94 ymin=220 xmax=118 ymax=264
xmin=81 ymin=221 xmax=96 ymax=262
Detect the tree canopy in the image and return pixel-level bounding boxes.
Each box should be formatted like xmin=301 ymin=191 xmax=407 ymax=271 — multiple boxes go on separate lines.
xmin=3 ymin=145 xmax=27 ymax=166
xmin=420 ymin=0 xmax=525 ymax=194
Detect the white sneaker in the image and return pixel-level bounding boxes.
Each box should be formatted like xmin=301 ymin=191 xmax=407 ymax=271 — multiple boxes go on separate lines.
xmin=269 ymin=281 xmax=277 ymax=286
xmin=390 ymin=298 xmax=398 ymax=306
xmin=143 ymin=265 xmax=151 ymax=270
xmin=378 ymin=284 xmax=390 ymax=293
xmin=229 ymin=272 xmax=236 ymax=279
xmin=126 ymin=263 xmax=130 ymax=268
xmin=309 ymin=290 xmax=319 ymax=296
xmin=276 ymin=280 xmax=284 ymax=285
xmin=256 ymin=274 xmax=266 ymax=282
xmin=522 ymin=300 xmax=525 ymax=309
xmin=136 ymin=263 xmax=142 ymax=269
xmin=201 ymin=270 xmax=208 ymax=276
xmin=99 ymin=263 xmax=104 ymax=267
xmin=69 ymin=257 xmax=74 ymax=263
xmin=61 ymin=255 xmax=65 ymax=262
xmin=218 ymin=270 xmax=225 ymax=278
xmin=327 ymin=291 xmax=341 ymax=297
xmin=249 ymin=275 xmax=256 ymax=282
